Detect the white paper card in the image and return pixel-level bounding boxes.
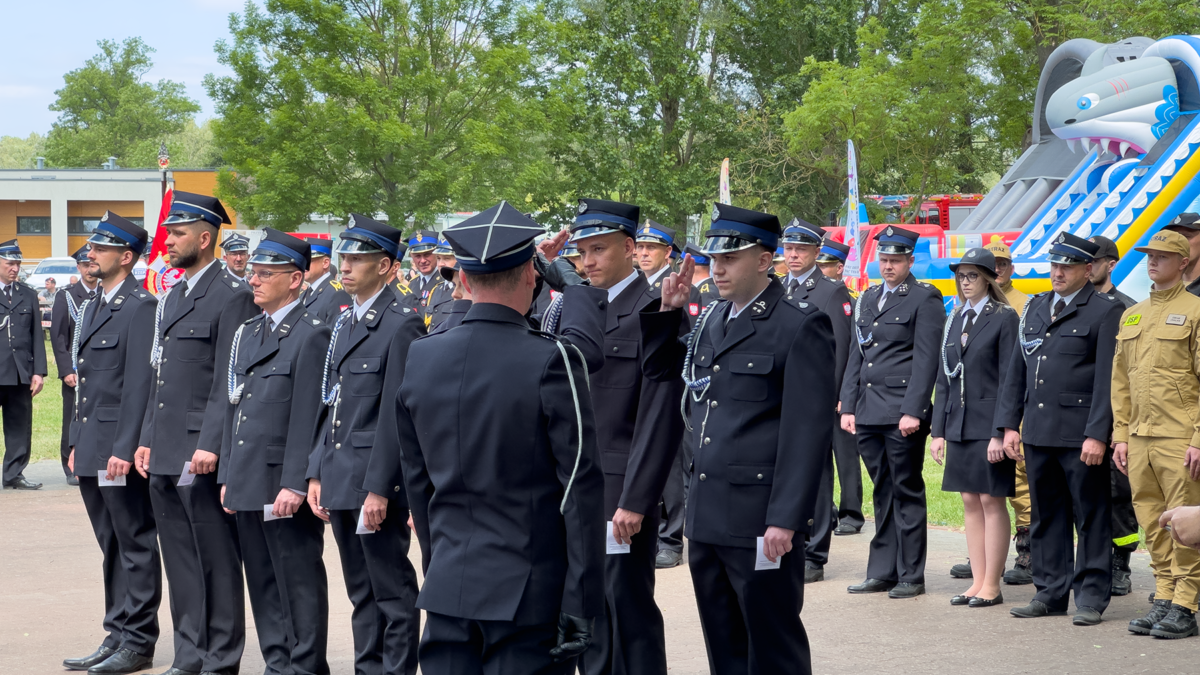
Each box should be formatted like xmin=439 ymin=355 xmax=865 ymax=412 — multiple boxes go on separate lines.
xmin=97 ymin=471 xmax=126 ymax=487
xmin=755 ymin=536 xmax=781 ymax=571
xmin=177 ymin=462 xmax=196 ymax=487
xmin=606 ymin=521 xmax=630 ymax=555
xmin=263 ymin=505 xmax=292 ymax=521
xmin=356 ymin=508 xmax=375 ymax=535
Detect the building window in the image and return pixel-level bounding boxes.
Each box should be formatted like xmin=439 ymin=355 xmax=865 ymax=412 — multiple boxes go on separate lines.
xmin=16 ymin=217 xmax=51 ymax=234
xmin=69 ymin=216 xmax=144 ymax=234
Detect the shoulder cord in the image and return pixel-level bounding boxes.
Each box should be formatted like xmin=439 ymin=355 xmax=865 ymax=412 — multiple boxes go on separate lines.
xmin=542 ymin=291 xmax=565 ymax=335
xmin=679 ymin=299 xmax=721 ymax=431
xmin=940 ymin=305 xmax=966 ymax=406
xmin=1018 ymin=297 xmax=1043 ymax=355
xmin=227 ymin=323 xmax=247 ymax=404
xmin=149 ymin=286 xmax=174 ymax=369
xmin=555 ymin=339 xmax=589 ymax=515
xmin=65 ymin=292 xmax=82 ymax=323
xmin=321 ymin=308 xmax=354 ymax=406
xmin=70 ymin=297 xmax=93 ymax=422
xmin=854 ymin=288 xmax=874 ymax=353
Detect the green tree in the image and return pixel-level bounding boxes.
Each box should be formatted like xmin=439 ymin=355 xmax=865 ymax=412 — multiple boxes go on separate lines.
xmin=206 ymin=0 xmax=557 ymax=230
xmin=0 ymin=133 xmax=46 ymax=169
xmin=44 ymin=38 xmax=200 ymax=168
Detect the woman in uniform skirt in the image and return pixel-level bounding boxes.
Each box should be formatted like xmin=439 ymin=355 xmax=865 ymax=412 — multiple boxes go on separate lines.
xmin=931 ymin=247 xmax=1018 ymax=608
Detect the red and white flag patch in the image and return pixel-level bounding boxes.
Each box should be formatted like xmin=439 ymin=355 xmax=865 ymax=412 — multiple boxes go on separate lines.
xmin=688 ymin=303 xmax=700 ymax=316
xmin=843 ymin=302 xmax=852 ymax=316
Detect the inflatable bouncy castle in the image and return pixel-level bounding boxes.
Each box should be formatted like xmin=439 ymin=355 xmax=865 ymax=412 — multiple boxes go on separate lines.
xmin=870 ymin=35 xmax=1200 ymax=301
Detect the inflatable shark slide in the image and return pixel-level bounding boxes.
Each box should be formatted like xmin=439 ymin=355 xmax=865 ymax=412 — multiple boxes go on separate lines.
xmin=914 ymin=35 xmax=1200 ymax=300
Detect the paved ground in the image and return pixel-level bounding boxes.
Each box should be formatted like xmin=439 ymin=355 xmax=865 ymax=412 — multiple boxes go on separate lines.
xmin=2 ymin=459 xmax=1196 ymax=674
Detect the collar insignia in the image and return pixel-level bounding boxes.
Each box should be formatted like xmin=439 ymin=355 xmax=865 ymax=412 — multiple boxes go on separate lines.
xmin=752 ymin=300 xmax=767 ymax=314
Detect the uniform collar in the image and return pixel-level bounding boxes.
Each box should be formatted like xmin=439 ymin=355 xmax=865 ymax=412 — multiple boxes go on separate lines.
xmin=462 ymin=302 xmax=528 ymax=326
xmin=728 ymin=283 xmax=770 ymax=320
xmin=310 ymin=272 xmax=331 ymax=289
xmin=644 ymin=265 xmax=670 ymax=286
xmin=1052 ymin=287 xmax=1082 ymax=309
xmin=266 ymin=297 xmax=303 ymax=330
xmin=786 ymin=266 xmax=817 ymax=287
xmin=353 ymin=286 xmax=387 ymax=320
xmin=184 ymin=259 xmax=220 ymax=295
xmin=606 ymin=269 xmax=641 ymax=302
xmin=1150 ymin=279 xmax=1187 ymax=303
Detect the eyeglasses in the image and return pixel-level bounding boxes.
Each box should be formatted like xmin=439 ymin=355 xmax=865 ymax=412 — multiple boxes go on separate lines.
xmin=955 ymin=272 xmax=981 ymax=282
xmin=247 ymin=268 xmax=294 ymax=281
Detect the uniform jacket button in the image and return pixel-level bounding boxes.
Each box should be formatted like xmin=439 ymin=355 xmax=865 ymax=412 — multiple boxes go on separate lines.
xmin=335 ymin=420 xmax=341 ymax=427
xmin=713 ymin=365 xmax=720 ymax=373
xmin=335 ymin=443 xmax=341 ymax=449
xmin=238 ymin=440 xmax=244 ymax=446
xmin=82 ymin=398 xmax=86 ymax=403
xmin=246 ymin=393 xmax=252 ymax=398
xmin=158 ymin=403 xmax=164 ymax=409
xmin=867 ymin=383 xmax=872 ymax=387
xmin=867 ymin=363 xmax=873 ymax=367
xmin=756 ymin=473 xmax=763 ymax=480
xmin=82 ymin=417 xmax=87 ymax=423
xmin=394 ymin=486 xmax=401 ymax=492
xmin=699 ymin=473 xmax=707 ymax=481
xmin=704 ymin=437 xmax=711 ymax=445
xmin=1038 ymin=403 xmax=1044 ymax=409
xmin=710 ymin=400 xmax=718 ymax=408
xmin=807 ymin=518 xmax=814 ymax=526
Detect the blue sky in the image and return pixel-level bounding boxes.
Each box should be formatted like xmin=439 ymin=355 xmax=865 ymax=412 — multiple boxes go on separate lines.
xmin=0 ymin=0 xmax=248 ymax=137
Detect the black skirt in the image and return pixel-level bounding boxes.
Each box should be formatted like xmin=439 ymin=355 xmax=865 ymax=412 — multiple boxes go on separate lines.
xmin=941 ymin=439 xmax=1015 ymax=497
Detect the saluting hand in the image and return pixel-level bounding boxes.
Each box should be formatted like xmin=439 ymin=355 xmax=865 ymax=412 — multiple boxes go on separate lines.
xmin=659 ymin=255 xmax=696 ymax=311
xmin=1113 ymin=443 xmax=1129 ymax=476
xmin=307 ymin=479 xmax=330 ymax=522
xmin=537 ymin=230 xmax=570 ymax=263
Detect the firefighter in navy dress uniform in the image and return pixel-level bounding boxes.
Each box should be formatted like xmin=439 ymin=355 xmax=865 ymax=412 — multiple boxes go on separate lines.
xmin=640 ymin=202 xmax=836 ymax=675
xmin=307 ymin=214 xmax=425 ymax=674
xmin=376 ymin=202 xmax=605 ymax=673
xmin=841 ymin=226 xmax=944 ymax=599
xmin=63 ymin=214 xmax=160 ymax=675
xmin=221 ymin=232 xmax=251 ymax=283
xmin=0 ymin=238 xmax=47 ymax=490
xmin=996 ymin=232 xmax=1123 ymax=626
xmin=50 ymin=245 xmax=98 ymax=485
xmin=302 ymin=237 xmax=352 ymax=325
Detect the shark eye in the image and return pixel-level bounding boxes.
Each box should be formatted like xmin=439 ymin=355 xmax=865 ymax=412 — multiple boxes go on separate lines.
xmin=1077 ymin=93 xmax=1100 ymax=110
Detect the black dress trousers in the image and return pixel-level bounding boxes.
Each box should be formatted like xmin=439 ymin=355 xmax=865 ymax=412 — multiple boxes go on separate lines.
xmin=856 ymin=423 xmax=929 ymax=584
xmin=0 ymin=383 xmax=34 ymax=483
xmin=61 ymin=381 xmax=75 ymax=478
xmin=419 ymin=612 xmax=575 ymax=675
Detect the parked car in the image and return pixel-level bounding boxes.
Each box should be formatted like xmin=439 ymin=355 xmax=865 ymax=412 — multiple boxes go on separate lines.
xmin=25 ymin=257 xmax=79 ymax=291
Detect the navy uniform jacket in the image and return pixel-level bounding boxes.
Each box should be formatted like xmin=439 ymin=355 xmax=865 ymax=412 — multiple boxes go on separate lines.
xmin=640 ymin=280 xmax=836 ymax=548
xmin=391 ymin=279 xmax=420 ymax=311
xmin=218 ymin=305 xmax=331 ymax=511
xmin=424 ymin=276 xmax=455 ymax=332
xmin=593 ymin=274 xmax=686 ymax=518
xmin=140 ymin=265 xmax=258 ymax=474
xmin=639 ymin=268 xmax=702 ymax=324
xmin=390 ymin=303 xmax=605 ymax=624
xmin=68 ymin=277 xmax=156 ymax=474
xmin=840 ymin=273 xmax=944 ymax=424
xmin=786 ymin=272 xmax=854 ymax=397
xmin=304 ymin=275 xmax=352 ymax=325
xmin=0 ymin=281 xmax=47 ymax=385
xmin=429 ymin=298 xmax=471 ymax=335
xmin=308 ymin=292 xmax=425 ymax=510
xmin=994 ymin=284 xmax=1122 ymax=446
xmin=932 ymin=299 xmax=1017 ymax=442
xmin=50 ymin=282 xmax=95 ymax=379
xmin=693 ymin=275 xmax=720 ymax=308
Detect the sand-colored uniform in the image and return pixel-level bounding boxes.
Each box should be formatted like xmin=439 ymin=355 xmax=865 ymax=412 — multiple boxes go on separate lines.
xmin=1000 ymin=280 xmax=1032 ymax=528
xmin=1112 ymin=282 xmax=1200 ymax=611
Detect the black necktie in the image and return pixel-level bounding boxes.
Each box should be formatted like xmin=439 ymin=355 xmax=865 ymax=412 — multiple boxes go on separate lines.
xmin=960 ymin=309 xmax=976 ymax=347
xmin=709 ymin=303 xmax=729 ymax=347
xmin=87 ymin=296 xmax=106 ymax=332
xmin=787 ymin=278 xmax=799 ymax=295
xmin=1052 ymin=299 xmax=1066 ymax=322
xmin=4 ymin=285 xmax=10 ymax=304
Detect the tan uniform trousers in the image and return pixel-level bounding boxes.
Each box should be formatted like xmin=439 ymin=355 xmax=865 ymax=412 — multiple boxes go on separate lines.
xmin=1011 ymin=457 xmax=1030 ymax=528
xmin=1129 ymin=435 xmax=1200 ymax=611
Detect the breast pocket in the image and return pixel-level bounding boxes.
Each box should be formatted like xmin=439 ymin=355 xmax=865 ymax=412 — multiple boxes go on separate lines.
xmin=174 ymin=322 xmax=212 ymax=363
xmin=87 ymin=334 xmax=121 ymax=371
xmin=596 ymin=338 xmax=639 ymax=389
xmin=347 ymin=356 xmax=383 ymax=397
xmin=15 ymin=306 xmax=32 ymax=327
xmin=726 ymin=353 xmax=773 ymax=402
xmin=1153 ymin=324 xmax=1191 ymax=369
xmin=880 ymin=311 xmax=913 ymax=342
xmin=693 ymin=345 xmax=715 ymax=370
xmin=1058 ymin=324 xmax=1090 ymax=355
xmin=259 ymin=362 xmax=293 ymax=403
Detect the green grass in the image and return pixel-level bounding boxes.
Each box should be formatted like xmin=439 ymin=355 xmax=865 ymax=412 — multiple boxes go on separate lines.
xmin=836 ymin=450 xmax=980 ymax=533
xmin=31 ymin=339 xmax=64 ymax=463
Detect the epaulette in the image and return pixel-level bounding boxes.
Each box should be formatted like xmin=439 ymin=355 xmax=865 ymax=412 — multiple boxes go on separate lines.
xmin=330 ymin=279 xmax=343 ymax=291
xmin=387 ymin=299 xmax=415 ymax=315
xmin=394 ymin=283 xmax=413 ymax=296
xmin=219 ymin=272 xmax=246 ymax=291
xmin=303 ymin=312 xmax=323 ymax=326
xmin=781 ymin=294 xmax=816 ymax=313
xmin=243 ymin=315 xmax=263 ymax=326
xmin=1097 ymin=293 xmax=1116 ymax=302
xmin=920 ymin=282 xmax=936 ymax=291
xmin=818 ymin=274 xmax=840 ymax=286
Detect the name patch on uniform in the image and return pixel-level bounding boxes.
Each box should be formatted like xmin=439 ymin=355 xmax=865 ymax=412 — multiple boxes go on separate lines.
xmin=843 ymin=302 xmax=852 ymax=316
xmin=1124 ymin=314 xmax=1141 ymax=326
xmin=1167 ymin=314 xmax=1186 ymax=326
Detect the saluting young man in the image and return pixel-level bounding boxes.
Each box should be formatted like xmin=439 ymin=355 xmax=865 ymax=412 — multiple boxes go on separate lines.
xmin=219 ymin=230 xmax=332 ymax=675
xmin=841 ymin=226 xmax=944 ymax=599
xmin=383 ymin=202 xmax=605 ymax=672
xmin=568 ymin=199 xmax=684 ymax=675
xmin=641 ymin=202 xmax=836 ymax=674
xmin=63 ymin=214 xmax=160 ymax=675
xmin=996 ymin=232 xmax=1123 ymax=626
xmin=134 ymin=193 xmax=258 ymax=675
xmin=685 ymin=242 xmax=721 ymax=307
xmin=307 ymin=214 xmax=425 ymax=674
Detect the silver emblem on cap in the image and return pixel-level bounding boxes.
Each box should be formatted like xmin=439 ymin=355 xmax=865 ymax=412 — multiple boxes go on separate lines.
xmin=711 ymin=205 xmax=721 ymax=221
xmin=348 ymin=215 xmax=356 ymax=227
xmin=886 ymin=226 xmax=894 ymax=236
xmin=101 ymin=213 xmax=109 ymax=222
xmin=577 ymin=201 xmax=588 ymax=215
xmin=967 ymin=250 xmax=975 ymax=257
xmin=1056 ymin=234 xmax=1065 ymax=244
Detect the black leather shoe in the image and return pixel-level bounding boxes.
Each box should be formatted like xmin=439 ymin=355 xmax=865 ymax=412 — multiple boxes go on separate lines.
xmin=1010 ymin=600 xmax=1066 ymax=618
xmin=153 ymin=668 xmax=200 ymax=675
xmin=67 ymin=476 xmax=80 ymax=486
xmin=950 ymin=594 xmax=973 ymax=606
xmin=833 ymin=523 xmax=861 ymax=536
xmin=64 ymin=646 xmax=116 ymax=671
xmin=4 ymin=476 xmax=42 ymax=490
xmin=847 ymin=578 xmax=895 ymax=594
xmin=969 ymin=593 xmax=1003 ymax=608
xmin=88 ymin=648 xmax=153 ymax=674
xmin=1151 ymin=605 xmax=1199 ymax=639
xmin=888 ymin=582 xmax=925 ymax=599
xmin=1130 ymin=599 xmax=1173 ymax=635
xmin=804 ymin=563 xmax=824 ymax=583
xmin=654 ymin=549 xmax=682 ymax=569
xmin=950 ymin=561 xmax=972 ymax=579
xmin=1072 ymin=606 xmax=1103 ymax=626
